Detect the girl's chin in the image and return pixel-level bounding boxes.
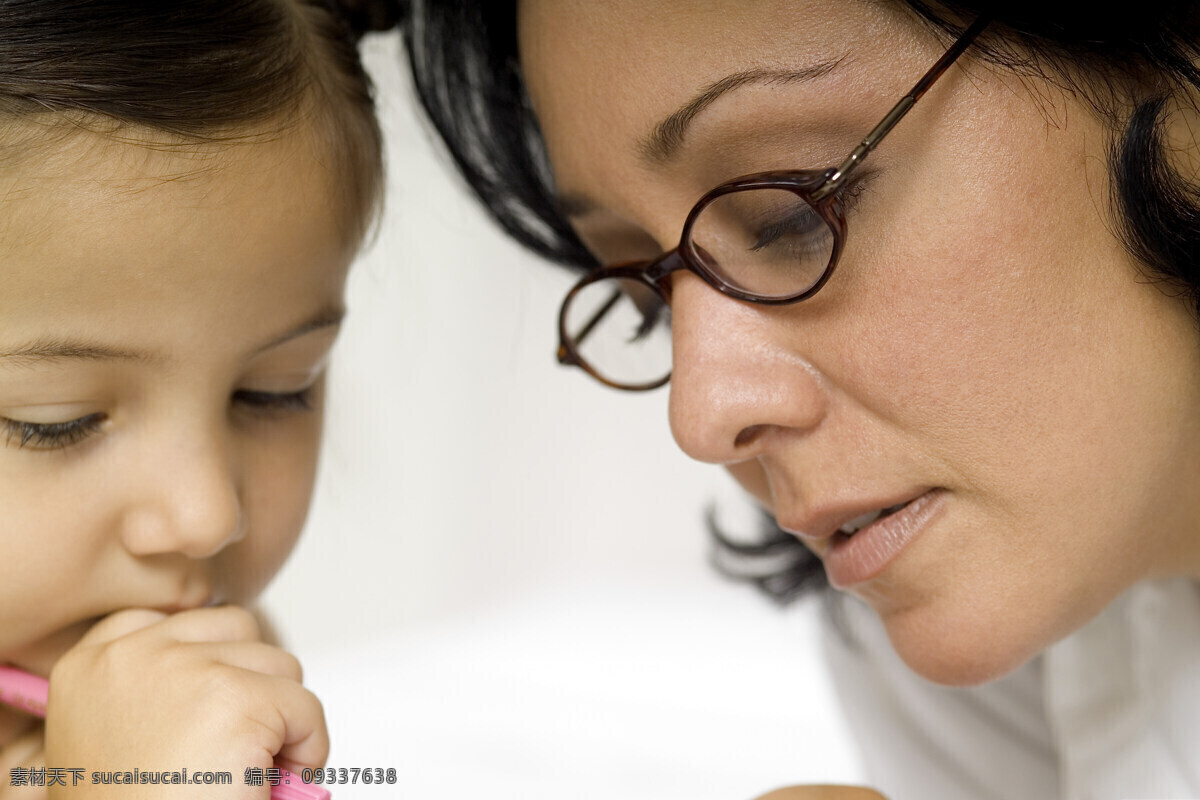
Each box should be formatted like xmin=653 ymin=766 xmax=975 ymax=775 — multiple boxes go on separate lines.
xmin=3 ymin=617 xmax=102 ymax=678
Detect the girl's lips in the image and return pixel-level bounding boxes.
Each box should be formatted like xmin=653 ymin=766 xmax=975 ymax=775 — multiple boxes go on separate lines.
xmin=822 ymin=489 xmax=946 ymax=588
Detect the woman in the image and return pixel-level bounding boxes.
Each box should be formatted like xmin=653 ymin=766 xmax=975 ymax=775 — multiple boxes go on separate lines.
xmin=403 ymin=2 xmax=1200 ymax=798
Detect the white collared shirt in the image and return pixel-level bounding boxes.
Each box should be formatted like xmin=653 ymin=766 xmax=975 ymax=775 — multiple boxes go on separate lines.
xmin=823 ymin=578 xmax=1200 ymax=800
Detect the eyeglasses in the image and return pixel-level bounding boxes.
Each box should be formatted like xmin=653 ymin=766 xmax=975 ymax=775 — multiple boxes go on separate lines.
xmin=557 ymin=15 xmax=990 ymax=391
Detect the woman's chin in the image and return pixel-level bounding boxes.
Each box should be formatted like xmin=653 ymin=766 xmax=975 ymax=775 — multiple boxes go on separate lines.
xmin=891 ymin=635 xmax=1035 ymax=687
xmin=876 ymin=604 xmax=1055 ymax=687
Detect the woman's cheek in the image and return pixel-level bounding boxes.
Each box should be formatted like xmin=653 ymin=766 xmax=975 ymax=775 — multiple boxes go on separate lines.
xmin=726 ymin=460 xmax=773 ymax=508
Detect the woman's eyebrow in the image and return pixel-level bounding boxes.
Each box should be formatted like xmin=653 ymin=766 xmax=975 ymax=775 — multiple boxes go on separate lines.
xmin=638 ymin=58 xmax=847 ymax=164
xmin=558 ymin=59 xmax=848 ymax=220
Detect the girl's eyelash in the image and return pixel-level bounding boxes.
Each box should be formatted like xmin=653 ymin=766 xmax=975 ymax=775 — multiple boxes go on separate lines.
xmin=233 ymin=387 xmax=316 ymax=413
xmin=0 ymin=388 xmax=315 ymax=452
xmin=1 ymin=413 xmax=107 ymax=451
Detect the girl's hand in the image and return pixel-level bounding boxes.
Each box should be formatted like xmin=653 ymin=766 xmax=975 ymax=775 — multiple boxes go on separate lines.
xmin=0 ymin=719 xmax=46 ymax=800
xmin=43 ymin=607 xmax=327 ymax=799
xmin=754 ymin=787 xmax=888 ymax=800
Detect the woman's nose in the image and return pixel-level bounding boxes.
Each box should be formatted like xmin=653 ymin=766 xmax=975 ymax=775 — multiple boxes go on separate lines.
xmin=667 ymin=272 xmax=829 ymax=465
xmin=119 ymin=422 xmax=247 ymax=559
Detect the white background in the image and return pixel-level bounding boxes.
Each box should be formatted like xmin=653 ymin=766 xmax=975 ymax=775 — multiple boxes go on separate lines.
xmin=261 ymin=32 xmax=863 ymax=799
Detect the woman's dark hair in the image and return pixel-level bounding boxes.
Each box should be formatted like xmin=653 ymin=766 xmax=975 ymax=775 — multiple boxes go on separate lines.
xmin=403 ymin=0 xmax=1200 ymax=602
xmin=0 ymin=0 xmax=404 ymax=241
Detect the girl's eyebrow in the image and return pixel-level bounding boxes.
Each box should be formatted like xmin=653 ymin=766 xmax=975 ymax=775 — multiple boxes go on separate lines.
xmin=0 ymin=340 xmax=157 ymax=365
xmin=254 ymin=307 xmax=346 ymax=353
xmin=638 ymin=58 xmax=847 ymax=163
xmin=0 ymin=308 xmax=346 ymax=366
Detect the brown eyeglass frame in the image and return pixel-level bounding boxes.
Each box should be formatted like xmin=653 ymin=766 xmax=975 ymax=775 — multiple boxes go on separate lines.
xmin=557 ymin=13 xmax=991 ymax=391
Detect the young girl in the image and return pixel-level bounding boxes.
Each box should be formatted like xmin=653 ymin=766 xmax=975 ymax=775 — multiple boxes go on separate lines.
xmin=405 ymin=2 xmax=1200 ymax=798
xmin=0 ymin=2 xmax=401 ymax=796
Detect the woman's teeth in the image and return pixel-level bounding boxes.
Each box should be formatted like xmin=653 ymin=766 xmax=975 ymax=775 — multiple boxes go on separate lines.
xmin=838 ymin=502 xmax=909 ymax=535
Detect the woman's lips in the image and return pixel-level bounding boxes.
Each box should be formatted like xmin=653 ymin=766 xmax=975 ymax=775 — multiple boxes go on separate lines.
xmin=821 ymin=489 xmax=946 ymax=588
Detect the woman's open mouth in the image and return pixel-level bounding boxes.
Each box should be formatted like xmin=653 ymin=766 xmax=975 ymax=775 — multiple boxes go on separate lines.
xmin=835 ymin=500 xmax=913 ymax=537
xmin=824 ymin=489 xmax=946 ymax=587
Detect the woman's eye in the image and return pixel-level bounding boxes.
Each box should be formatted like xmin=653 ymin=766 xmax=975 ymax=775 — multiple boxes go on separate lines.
xmin=233 ymin=388 xmax=315 ymax=414
xmin=1 ymin=413 xmax=107 ymax=451
xmin=751 ymin=204 xmax=827 ymax=253
xmin=751 ymin=179 xmax=871 ymax=254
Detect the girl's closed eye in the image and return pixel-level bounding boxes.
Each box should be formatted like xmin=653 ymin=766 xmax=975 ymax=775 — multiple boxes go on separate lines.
xmin=233 ymin=384 xmax=319 ymax=415
xmin=0 ymin=381 xmax=322 ymax=452
xmin=0 ymin=412 xmax=106 ymax=451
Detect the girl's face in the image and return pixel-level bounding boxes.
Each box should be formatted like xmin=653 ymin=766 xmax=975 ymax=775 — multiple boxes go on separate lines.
xmin=519 ymin=0 xmax=1200 ymax=685
xmin=0 ymin=128 xmax=356 ymax=676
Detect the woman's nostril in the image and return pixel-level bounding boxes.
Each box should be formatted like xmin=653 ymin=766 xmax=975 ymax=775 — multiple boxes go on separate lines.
xmin=734 ymin=424 xmax=767 ymax=448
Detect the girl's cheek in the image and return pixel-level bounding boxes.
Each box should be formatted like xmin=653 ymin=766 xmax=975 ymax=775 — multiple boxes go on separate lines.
xmin=224 ymin=431 xmax=323 ymax=604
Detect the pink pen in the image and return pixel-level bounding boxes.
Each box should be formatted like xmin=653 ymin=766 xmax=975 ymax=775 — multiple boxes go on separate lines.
xmin=0 ymin=664 xmax=330 ymax=800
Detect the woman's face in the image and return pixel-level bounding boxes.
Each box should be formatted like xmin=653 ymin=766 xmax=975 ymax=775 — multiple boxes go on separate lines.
xmin=519 ymin=0 xmax=1200 ymax=685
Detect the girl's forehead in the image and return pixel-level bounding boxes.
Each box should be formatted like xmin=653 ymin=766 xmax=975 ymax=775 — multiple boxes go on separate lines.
xmin=0 ymin=123 xmax=354 ymax=358
xmin=0 ymin=119 xmax=368 ymax=248
xmin=2 ymin=121 xmax=305 ymax=190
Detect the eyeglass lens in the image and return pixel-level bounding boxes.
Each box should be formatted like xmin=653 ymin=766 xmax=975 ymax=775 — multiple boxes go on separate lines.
xmin=563 ymin=186 xmax=836 ymax=387
xmin=562 ymin=276 xmax=674 ymax=388
xmin=689 ymin=187 xmax=835 ymax=298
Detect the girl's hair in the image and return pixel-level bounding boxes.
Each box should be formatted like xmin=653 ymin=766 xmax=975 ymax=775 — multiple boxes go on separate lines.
xmin=0 ymin=0 xmax=406 ymax=242
xmin=402 ymin=0 xmax=1200 ymax=601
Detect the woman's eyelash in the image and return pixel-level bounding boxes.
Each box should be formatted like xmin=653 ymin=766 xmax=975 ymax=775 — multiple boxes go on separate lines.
xmin=1 ymin=413 xmax=106 ymax=450
xmin=233 ymin=387 xmax=315 ymax=413
xmin=835 ymin=175 xmax=873 ymax=206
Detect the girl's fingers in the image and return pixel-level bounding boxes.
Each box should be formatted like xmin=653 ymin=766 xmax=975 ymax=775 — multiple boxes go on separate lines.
xmin=247 ymin=673 xmax=330 ymax=772
xmin=0 ymin=723 xmax=45 ymax=782
xmin=73 ymin=608 xmax=169 ymax=648
xmin=145 ymin=606 xmax=263 ymax=644
xmin=76 ymin=605 xmax=262 ymax=651
xmin=55 ymin=605 xmax=327 ymax=775
xmin=187 ymin=641 xmax=304 ymax=683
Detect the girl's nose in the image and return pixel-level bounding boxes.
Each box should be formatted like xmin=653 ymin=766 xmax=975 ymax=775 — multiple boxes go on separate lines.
xmin=119 ymin=423 xmax=247 ymax=559
xmin=667 ymin=272 xmax=828 ymax=465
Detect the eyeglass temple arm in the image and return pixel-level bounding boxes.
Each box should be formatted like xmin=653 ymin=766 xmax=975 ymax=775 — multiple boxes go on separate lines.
xmin=810 ymin=14 xmax=991 ymax=202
